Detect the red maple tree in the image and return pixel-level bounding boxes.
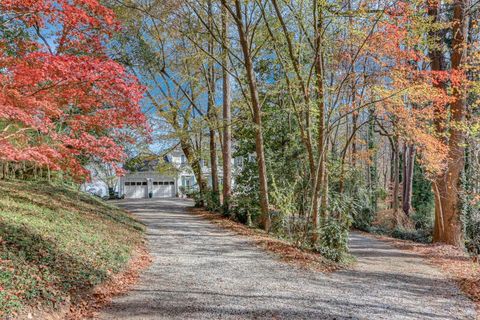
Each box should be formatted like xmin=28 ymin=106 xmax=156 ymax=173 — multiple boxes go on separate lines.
xmin=0 ymin=0 xmax=146 ymax=179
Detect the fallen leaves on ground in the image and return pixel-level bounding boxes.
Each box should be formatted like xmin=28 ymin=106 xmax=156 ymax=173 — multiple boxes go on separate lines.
xmin=66 ymin=244 xmax=152 ymax=319
xmin=0 ymin=180 xmax=146 ymax=319
xmin=189 ymin=207 xmax=339 ymax=272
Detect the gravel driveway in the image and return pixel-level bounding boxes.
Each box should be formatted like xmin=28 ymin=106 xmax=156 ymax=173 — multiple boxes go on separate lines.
xmin=98 ymin=198 xmax=476 ymax=320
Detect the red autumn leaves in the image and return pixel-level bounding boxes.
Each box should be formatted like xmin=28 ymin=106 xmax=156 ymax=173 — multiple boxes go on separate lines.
xmin=0 ymin=0 xmax=146 ymax=179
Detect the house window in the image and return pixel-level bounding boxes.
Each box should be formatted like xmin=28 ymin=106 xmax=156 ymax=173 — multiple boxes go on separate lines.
xmin=125 ymin=182 xmax=131 ymax=186
xmin=153 ymin=182 xmax=158 ymax=185
xmin=136 ymin=182 xmax=142 ymax=186
xmin=181 ymin=155 xmax=186 ymax=165
xmin=169 ymin=181 xmax=174 ymax=185
xmin=142 ymin=182 xmax=147 ymax=186
xmin=182 ymin=176 xmax=191 ymax=187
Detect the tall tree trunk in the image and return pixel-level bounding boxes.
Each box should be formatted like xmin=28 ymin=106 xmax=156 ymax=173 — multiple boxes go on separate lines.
xmin=231 ymin=0 xmax=270 ymax=231
xmin=402 ymin=145 xmax=415 ymax=216
xmin=392 ymin=138 xmax=400 ymax=215
xmin=348 ymin=0 xmax=358 ymax=168
xmin=181 ymin=140 xmax=207 ymax=203
xmin=368 ymin=107 xmax=377 ymax=212
xmin=221 ymin=3 xmax=232 ymax=214
xmin=207 ymin=0 xmax=219 ymax=205
xmin=392 ymin=138 xmax=410 ymax=227
xmin=311 ymin=1 xmax=326 ymax=244
xmin=208 ymin=124 xmax=219 ymax=196
xmin=429 ymin=0 xmax=469 ymax=247
xmin=351 ymin=112 xmax=358 ymax=165
xmin=401 ymin=143 xmax=407 ymax=208
xmin=389 ymin=144 xmax=395 ymax=210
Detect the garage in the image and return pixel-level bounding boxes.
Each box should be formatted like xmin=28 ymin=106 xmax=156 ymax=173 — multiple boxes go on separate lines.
xmin=120 ymin=171 xmax=178 ymax=199
xmin=152 ymin=181 xmax=175 ymax=198
xmin=124 ymin=181 xmax=148 ymax=199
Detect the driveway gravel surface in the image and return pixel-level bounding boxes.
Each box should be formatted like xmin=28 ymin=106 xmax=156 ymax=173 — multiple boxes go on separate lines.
xmin=97 ymin=198 xmax=476 ymax=320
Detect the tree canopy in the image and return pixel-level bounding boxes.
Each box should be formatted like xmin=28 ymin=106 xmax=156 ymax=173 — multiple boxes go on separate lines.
xmin=0 ymin=0 xmax=146 ymax=179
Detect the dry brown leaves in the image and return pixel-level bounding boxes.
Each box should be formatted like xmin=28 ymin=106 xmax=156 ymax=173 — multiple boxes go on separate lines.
xmin=66 ymin=243 xmax=152 ymax=320
xmin=362 ymin=231 xmax=480 ymax=316
xmin=189 ymin=207 xmax=339 ymax=272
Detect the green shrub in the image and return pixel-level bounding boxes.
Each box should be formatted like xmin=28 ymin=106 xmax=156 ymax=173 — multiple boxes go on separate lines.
xmin=411 ymin=206 xmax=434 ymax=230
xmin=230 ymin=157 xmax=261 ymax=225
xmin=411 ymin=160 xmax=434 ymax=230
xmin=328 ymin=164 xmax=376 ymax=231
xmin=460 ymin=165 xmax=480 ymax=255
xmin=465 ymin=221 xmax=480 ymax=255
xmin=352 ymin=207 xmax=375 ymax=231
xmin=462 ymin=197 xmax=480 ymax=255
xmin=391 ymin=227 xmax=432 ymax=243
xmin=230 ymin=194 xmax=259 ymax=226
xmin=317 ymin=217 xmax=350 ymax=262
xmin=204 ymin=189 xmax=221 ymax=212
xmin=370 ymin=226 xmax=432 ymax=243
xmin=313 ymin=193 xmax=354 ymax=262
xmin=269 ymin=175 xmax=305 ymax=237
xmin=188 ymin=189 xmax=204 ymax=207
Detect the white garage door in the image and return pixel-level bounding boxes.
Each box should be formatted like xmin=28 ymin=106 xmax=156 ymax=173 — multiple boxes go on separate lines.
xmin=152 ymin=181 xmax=175 ymax=198
xmin=124 ymin=181 xmax=147 ymax=199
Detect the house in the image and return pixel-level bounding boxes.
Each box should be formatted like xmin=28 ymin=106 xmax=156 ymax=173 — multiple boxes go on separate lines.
xmin=82 ymin=148 xmax=245 ymax=199
xmin=119 ymin=172 xmax=176 ymax=198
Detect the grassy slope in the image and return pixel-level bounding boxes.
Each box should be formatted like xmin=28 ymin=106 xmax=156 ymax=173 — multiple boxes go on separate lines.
xmin=0 ymin=180 xmax=144 ymax=317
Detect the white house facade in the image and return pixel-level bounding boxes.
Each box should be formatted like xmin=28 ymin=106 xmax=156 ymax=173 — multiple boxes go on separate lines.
xmin=82 ymin=148 xmax=245 ymax=199
xmin=119 ymin=172 xmax=176 ymax=199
